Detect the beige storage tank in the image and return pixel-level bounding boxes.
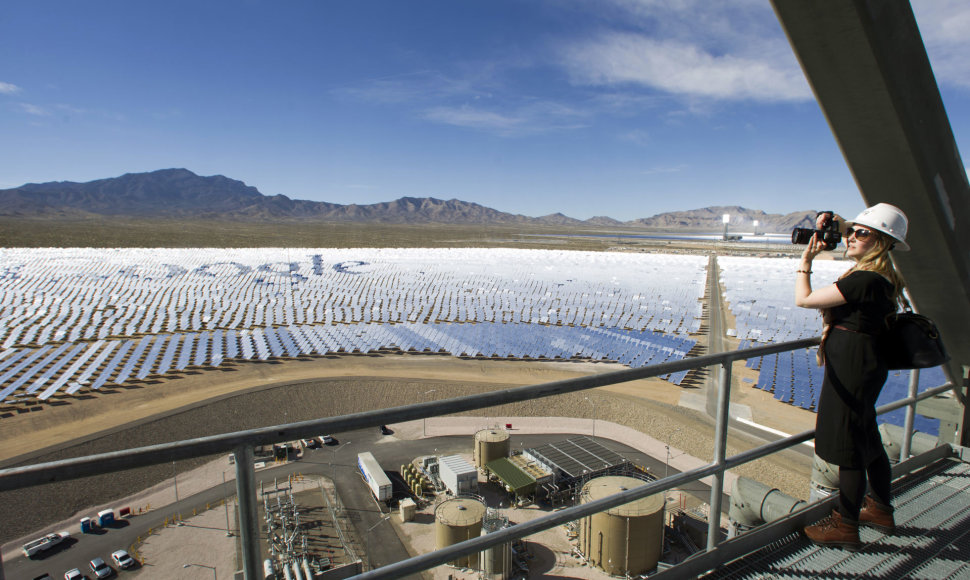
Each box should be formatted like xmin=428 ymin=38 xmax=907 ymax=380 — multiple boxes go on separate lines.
xmin=435 ymin=497 xmax=487 ymax=569
xmin=474 ymin=428 xmax=511 ymax=469
xmin=578 ymin=475 xmax=665 ymax=576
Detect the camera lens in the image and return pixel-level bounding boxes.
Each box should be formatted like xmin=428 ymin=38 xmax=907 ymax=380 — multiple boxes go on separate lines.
xmin=791 ymin=228 xmax=813 ymax=245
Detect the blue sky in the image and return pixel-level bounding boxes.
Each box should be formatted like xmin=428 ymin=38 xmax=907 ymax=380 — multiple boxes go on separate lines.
xmin=2 ymin=1 xmax=968 ymax=221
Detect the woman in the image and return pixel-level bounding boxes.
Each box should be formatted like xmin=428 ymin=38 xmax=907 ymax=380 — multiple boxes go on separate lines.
xmin=795 ymin=203 xmax=909 ymax=551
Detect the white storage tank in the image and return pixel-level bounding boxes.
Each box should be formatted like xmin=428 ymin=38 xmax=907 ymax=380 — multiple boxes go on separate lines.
xmin=440 ymin=455 xmax=478 ymax=496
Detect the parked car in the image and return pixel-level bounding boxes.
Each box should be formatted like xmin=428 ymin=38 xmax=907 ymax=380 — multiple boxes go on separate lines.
xmin=89 ymin=557 xmax=112 ymax=578
xmin=379 ymin=425 xmax=391 ymax=435
xmin=23 ymin=531 xmax=70 ymax=558
xmin=64 ymin=569 xmax=84 ymax=580
xmin=301 ymin=438 xmax=319 ymax=449
xmin=110 ymin=549 xmax=136 ymax=569
xmin=319 ymin=435 xmax=336 ymax=445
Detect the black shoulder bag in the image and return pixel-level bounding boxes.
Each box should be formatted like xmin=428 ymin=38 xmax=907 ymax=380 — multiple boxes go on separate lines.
xmin=884 ymin=297 xmax=950 ymax=370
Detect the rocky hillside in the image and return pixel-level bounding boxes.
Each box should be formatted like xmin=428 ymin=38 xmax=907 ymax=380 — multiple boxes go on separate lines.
xmin=0 ymin=168 xmax=816 ymax=231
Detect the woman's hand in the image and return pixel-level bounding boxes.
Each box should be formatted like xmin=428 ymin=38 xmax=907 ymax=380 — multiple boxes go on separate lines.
xmin=795 ymin=232 xmax=848 ymax=309
xmin=801 ymin=232 xmax=825 ymax=264
xmin=815 ymin=212 xmax=832 ymax=230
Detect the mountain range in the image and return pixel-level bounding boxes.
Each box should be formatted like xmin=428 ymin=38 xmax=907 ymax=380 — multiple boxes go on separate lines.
xmin=0 ymin=168 xmax=817 ymax=232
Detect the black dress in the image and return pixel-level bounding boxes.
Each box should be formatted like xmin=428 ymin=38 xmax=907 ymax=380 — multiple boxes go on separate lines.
xmin=814 ymin=270 xmax=896 ymax=468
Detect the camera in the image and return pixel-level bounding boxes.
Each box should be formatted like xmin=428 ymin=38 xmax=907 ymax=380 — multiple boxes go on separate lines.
xmin=791 ymin=211 xmax=842 ymax=251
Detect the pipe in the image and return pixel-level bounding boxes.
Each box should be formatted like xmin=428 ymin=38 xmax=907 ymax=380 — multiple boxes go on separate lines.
xmin=810 ymin=453 xmax=840 ymax=492
xmin=879 ymin=423 xmax=942 ymax=462
xmin=263 ymin=559 xmax=275 ymax=580
xmin=728 ymin=477 xmax=806 ymax=530
xmin=302 ymin=558 xmax=313 ymax=580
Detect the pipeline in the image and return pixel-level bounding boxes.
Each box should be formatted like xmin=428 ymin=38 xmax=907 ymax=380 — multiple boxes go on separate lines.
xmin=728 ymin=477 xmax=806 ymax=537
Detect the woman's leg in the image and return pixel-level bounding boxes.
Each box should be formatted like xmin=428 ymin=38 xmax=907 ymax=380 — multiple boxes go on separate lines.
xmin=805 ymin=466 xmax=863 ymax=550
xmin=866 ymin=448 xmax=892 ymax=506
xmin=859 ymin=448 xmax=896 ymax=533
xmin=838 ymin=466 xmax=866 ymax=520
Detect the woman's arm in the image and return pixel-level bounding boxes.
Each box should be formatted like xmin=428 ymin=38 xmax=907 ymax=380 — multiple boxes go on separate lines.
xmin=795 ymin=234 xmax=848 ymax=309
xmin=796 ymin=282 xmax=846 ymax=309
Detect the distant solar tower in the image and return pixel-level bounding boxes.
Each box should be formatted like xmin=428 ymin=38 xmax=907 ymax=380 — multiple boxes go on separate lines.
xmin=722 ymin=213 xmax=731 ymax=240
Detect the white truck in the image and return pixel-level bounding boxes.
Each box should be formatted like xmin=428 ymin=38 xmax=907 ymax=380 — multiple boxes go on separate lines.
xmin=22 ymin=531 xmax=70 ymax=558
xmin=357 ymin=451 xmax=392 ymax=502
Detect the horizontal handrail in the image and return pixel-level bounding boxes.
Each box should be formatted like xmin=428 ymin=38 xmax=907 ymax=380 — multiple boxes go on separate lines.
xmin=876 ymin=381 xmax=955 ymax=415
xmin=0 ymin=337 xmax=818 ymax=491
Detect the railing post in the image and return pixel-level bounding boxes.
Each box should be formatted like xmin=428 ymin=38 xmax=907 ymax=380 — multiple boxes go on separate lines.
xmin=708 ymin=360 xmax=732 ymax=550
xmin=900 ymin=369 xmax=920 ymax=461
xmin=234 ymin=444 xmax=262 ymax=579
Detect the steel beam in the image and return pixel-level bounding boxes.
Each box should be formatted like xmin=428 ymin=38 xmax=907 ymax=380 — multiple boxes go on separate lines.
xmin=771 ymin=0 xmax=970 ymax=442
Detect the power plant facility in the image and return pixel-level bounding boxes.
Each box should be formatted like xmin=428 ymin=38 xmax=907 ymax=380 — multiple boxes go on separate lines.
xmin=370 ymin=428 xmax=712 ymax=578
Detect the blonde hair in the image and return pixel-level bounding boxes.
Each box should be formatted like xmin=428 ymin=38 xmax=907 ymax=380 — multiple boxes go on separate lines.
xmin=816 ymin=230 xmax=906 ymax=365
xmin=840 ymin=229 xmax=906 ymax=309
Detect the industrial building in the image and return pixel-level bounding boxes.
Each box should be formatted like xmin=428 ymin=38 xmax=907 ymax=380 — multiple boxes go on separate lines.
xmin=438 ymin=455 xmax=478 ymax=496
xmin=485 ymin=436 xmax=651 ymax=505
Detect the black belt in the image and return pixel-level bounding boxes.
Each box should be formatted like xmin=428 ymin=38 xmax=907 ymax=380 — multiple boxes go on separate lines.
xmin=833 ymin=324 xmax=878 ymax=336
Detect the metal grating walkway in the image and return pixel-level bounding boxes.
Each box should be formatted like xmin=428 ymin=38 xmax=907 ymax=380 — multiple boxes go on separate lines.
xmin=703 ymin=455 xmax=970 ymax=579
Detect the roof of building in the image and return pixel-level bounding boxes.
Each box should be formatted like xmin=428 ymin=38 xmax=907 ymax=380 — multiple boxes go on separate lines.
xmin=526 ymin=436 xmax=629 ymax=479
xmin=486 ymin=457 xmax=536 ymax=493
xmin=439 ymin=454 xmax=476 ymax=475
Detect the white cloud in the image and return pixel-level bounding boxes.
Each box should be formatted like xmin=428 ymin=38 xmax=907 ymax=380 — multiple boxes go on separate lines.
xmin=641 ymin=163 xmax=688 ymax=175
xmin=561 ymin=32 xmax=810 ymax=103
xmin=555 ymin=0 xmax=811 ymax=103
xmin=18 ymin=103 xmax=50 ymax=116
xmin=423 ymin=106 xmax=523 ymax=133
xmin=0 ymin=81 xmax=21 ymax=94
xmin=620 ymin=129 xmax=650 ymax=145
xmin=912 ymin=0 xmax=970 ymax=89
xmin=333 ymin=70 xmax=480 ymax=105
xmin=422 ymin=101 xmax=588 ymax=137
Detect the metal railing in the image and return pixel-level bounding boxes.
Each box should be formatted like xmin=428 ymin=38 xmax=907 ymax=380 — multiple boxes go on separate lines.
xmin=0 ymin=337 xmax=956 ymax=579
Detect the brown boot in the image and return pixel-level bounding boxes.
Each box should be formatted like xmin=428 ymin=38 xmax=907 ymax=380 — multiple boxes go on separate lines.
xmin=804 ymin=509 xmax=861 ymax=551
xmin=859 ymin=495 xmax=895 ymax=534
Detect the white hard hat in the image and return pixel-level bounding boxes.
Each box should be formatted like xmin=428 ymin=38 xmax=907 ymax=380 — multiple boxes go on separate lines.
xmin=847 ymin=203 xmax=909 ymax=251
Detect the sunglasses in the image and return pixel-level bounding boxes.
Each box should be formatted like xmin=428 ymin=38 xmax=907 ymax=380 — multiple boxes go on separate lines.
xmin=847 ymin=227 xmax=873 ymax=240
